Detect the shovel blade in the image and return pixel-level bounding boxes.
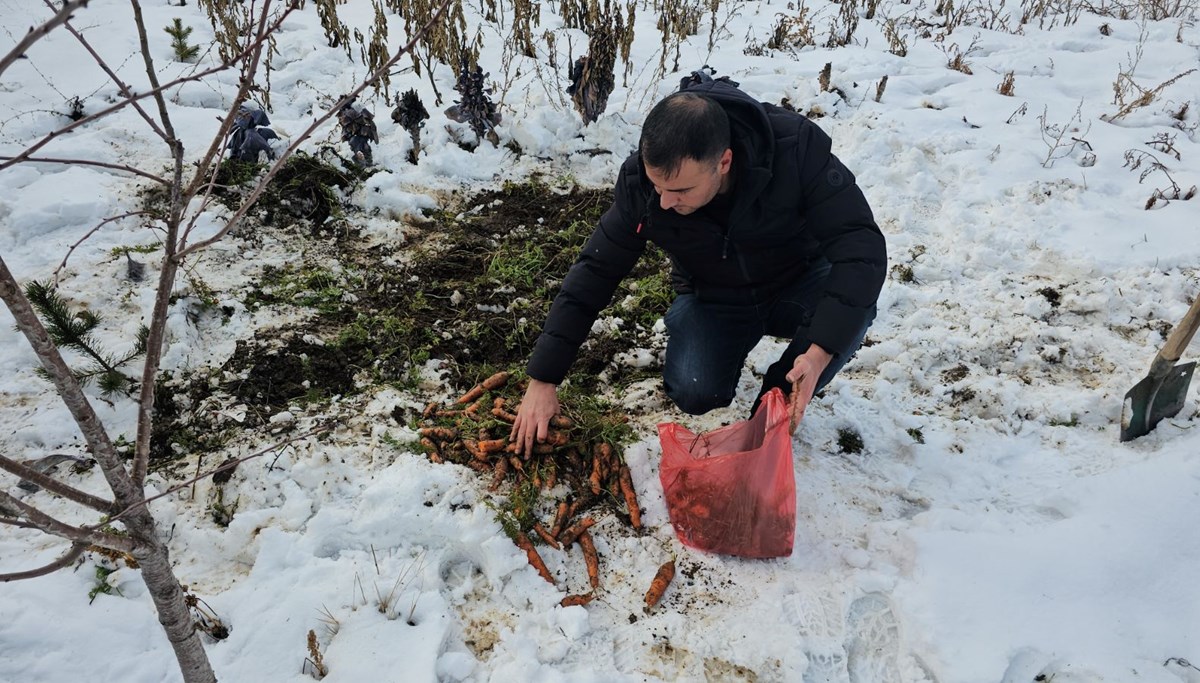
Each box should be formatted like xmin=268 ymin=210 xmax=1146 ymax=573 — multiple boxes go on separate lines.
xmin=1120 ymin=361 xmax=1197 ymax=441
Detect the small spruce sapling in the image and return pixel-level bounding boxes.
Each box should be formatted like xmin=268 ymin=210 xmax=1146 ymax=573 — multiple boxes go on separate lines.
xmin=164 ymin=18 xmax=201 ymax=63
xmin=24 ymin=281 xmax=148 ymax=398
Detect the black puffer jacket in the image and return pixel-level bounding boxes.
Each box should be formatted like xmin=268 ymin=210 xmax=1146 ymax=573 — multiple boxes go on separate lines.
xmin=527 ymin=79 xmax=886 ymax=385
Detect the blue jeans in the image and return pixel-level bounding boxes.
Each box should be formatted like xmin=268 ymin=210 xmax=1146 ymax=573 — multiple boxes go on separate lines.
xmin=661 ymin=260 xmax=875 ymax=416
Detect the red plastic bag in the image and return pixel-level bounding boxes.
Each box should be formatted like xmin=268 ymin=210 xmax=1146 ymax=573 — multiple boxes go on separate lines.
xmin=657 ymin=388 xmax=796 ymax=558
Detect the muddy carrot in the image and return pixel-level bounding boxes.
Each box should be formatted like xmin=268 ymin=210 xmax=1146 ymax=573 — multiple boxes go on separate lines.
xmin=545 ymin=429 xmax=570 ymax=447
xmin=532 ymin=443 xmax=556 ymax=455
xmin=489 ymin=457 xmax=509 ymax=490
xmin=618 ymin=465 xmax=642 ymax=529
xmin=455 ymin=384 xmax=485 ymax=405
xmin=533 ymin=522 xmax=561 ymax=550
xmin=419 ymin=427 xmax=458 ymax=441
xmin=434 ymin=409 xmax=464 ymax=418
xmin=559 ymin=516 xmax=596 ymax=547
xmin=419 ymin=437 xmax=444 ymax=464
xmin=422 ymin=402 xmax=438 ymax=419
xmin=515 ymin=532 xmax=554 ymax=584
xmin=508 ymin=455 xmax=527 ymax=478
xmin=491 ymin=407 xmax=518 ymax=423
xmin=481 ymin=371 xmax=511 ymax=390
xmin=559 ymin=593 xmax=594 ymax=607
xmin=644 ymin=560 xmax=675 ymax=610
xmin=464 ymin=398 xmax=486 ymax=419
xmin=462 ymin=439 xmax=488 ymax=461
xmin=550 ymin=415 xmax=574 ymax=429
xmin=578 ymin=531 xmax=600 ymax=589
xmin=549 ymin=501 xmax=569 ymax=539
xmin=466 ymin=459 xmax=490 ymax=474
xmin=589 ymin=449 xmax=603 ymax=495
xmin=478 ymin=438 xmax=508 ymax=454
xmin=544 ymin=465 xmax=557 ymax=490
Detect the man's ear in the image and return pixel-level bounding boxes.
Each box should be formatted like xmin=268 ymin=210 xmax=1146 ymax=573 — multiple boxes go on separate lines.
xmin=718 ymin=148 xmax=733 ymax=174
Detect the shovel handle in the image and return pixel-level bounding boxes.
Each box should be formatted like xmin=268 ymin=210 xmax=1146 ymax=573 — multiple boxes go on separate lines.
xmin=1159 ymin=294 xmax=1200 ymax=364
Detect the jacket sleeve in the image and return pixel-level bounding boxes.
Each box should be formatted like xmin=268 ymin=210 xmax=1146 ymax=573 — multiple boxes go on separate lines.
xmin=526 ymin=164 xmax=647 ymax=384
xmin=795 ymin=122 xmax=887 ymax=355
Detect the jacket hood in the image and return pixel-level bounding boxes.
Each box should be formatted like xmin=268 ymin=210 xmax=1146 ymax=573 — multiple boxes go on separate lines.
xmin=638 ymin=78 xmax=775 ymax=214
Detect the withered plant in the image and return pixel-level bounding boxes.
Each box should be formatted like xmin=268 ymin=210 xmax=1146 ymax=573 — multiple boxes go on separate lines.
xmin=997 ymin=70 xmax=1016 ymax=96
xmin=1124 ymin=149 xmax=1198 ymax=209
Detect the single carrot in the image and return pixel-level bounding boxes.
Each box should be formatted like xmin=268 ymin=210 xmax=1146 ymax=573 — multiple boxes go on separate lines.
xmin=515 ymin=532 xmax=554 ymax=584
xmin=419 ymin=427 xmax=458 ymax=441
xmin=489 ymin=457 xmax=508 ymax=490
xmin=589 ymin=449 xmax=603 ymax=495
xmin=455 ymin=384 xmax=485 ymax=405
xmin=559 ymin=516 xmax=596 ymax=547
xmin=466 ymin=459 xmax=490 ymax=474
xmin=478 ymin=438 xmax=508 ymax=454
xmin=433 ymin=409 xmax=464 ymax=418
xmin=549 ymin=501 xmax=569 ymax=539
xmin=618 ymin=465 xmax=642 ymax=529
xmin=545 ymin=429 xmax=570 ymax=447
xmin=508 ymin=455 xmax=527 ymax=478
xmin=644 ymin=559 xmax=675 ymax=610
xmin=559 ymin=593 xmax=594 ymax=607
xmin=422 ymin=402 xmax=438 ymax=419
xmin=464 ymin=398 xmax=486 ymax=419
xmin=578 ymin=530 xmax=600 ymax=589
xmin=481 ymin=371 xmax=511 ymax=390
xmin=493 ymin=397 xmax=507 ymax=410
xmin=491 ymin=407 xmax=518 ymax=423
xmin=532 ymin=522 xmax=561 ymax=550
xmin=419 ymin=438 xmax=444 ymax=464
xmin=544 ymin=465 xmax=557 ymax=491
xmin=532 ymin=443 xmax=556 ymax=455
xmin=549 ymin=415 xmax=574 ymax=429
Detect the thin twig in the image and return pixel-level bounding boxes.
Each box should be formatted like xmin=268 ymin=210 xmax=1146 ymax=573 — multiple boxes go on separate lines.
xmin=1 ymin=155 xmax=168 ymax=185
xmin=0 ymin=0 xmax=92 ymax=79
xmin=52 ymin=210 xmax=154 ymax=280
xmin=0 ymin=541 xmax=87 ymax=582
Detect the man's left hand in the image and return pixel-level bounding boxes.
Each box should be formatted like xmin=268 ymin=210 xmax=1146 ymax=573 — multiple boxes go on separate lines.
xmin=785 ymin=345 xmax=833 ymax=433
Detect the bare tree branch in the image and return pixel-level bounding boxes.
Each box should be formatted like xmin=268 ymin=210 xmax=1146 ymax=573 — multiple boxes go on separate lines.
xmin=177 ymin=0 xmax=457 ymax=259
xmin=0 ymin=454 xmax=116 ymax=513
xmin=2 ymin=155 xmax=169 ymax=185
xmin=0 ymin=0 xmax=92 ymax=79
xmin=0 ymin=541 xmax=86 ymax=582
xmin=48 ymin=0 xmax=169 ymax=142
xmin=0 ymin=490 xmax=135 ymax=553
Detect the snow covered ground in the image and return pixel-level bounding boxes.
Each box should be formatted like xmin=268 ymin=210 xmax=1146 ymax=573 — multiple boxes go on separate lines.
xmin=2 ymin=0 xmax=1199 ymax=681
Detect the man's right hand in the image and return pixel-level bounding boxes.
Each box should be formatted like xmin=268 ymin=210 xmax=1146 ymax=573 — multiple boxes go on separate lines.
xmin=511 ymin=378 xmax=560 ymax=456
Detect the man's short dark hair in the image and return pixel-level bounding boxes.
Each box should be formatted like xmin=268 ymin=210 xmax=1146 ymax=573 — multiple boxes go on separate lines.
xmin=640 ymin=93 xmax=730 ymax=177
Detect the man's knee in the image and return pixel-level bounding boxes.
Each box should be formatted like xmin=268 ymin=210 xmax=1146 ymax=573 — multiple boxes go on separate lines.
xmin=664 ymin=380 xmax=734 ymax=415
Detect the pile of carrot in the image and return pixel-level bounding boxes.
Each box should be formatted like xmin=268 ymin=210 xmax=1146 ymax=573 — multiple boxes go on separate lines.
xmin=416 ymin=370 xmax=665 ymax=607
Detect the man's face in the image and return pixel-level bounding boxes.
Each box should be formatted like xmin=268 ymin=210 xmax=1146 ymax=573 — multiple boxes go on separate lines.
xmin=644 ymin=149 xmax=733 ymax=215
